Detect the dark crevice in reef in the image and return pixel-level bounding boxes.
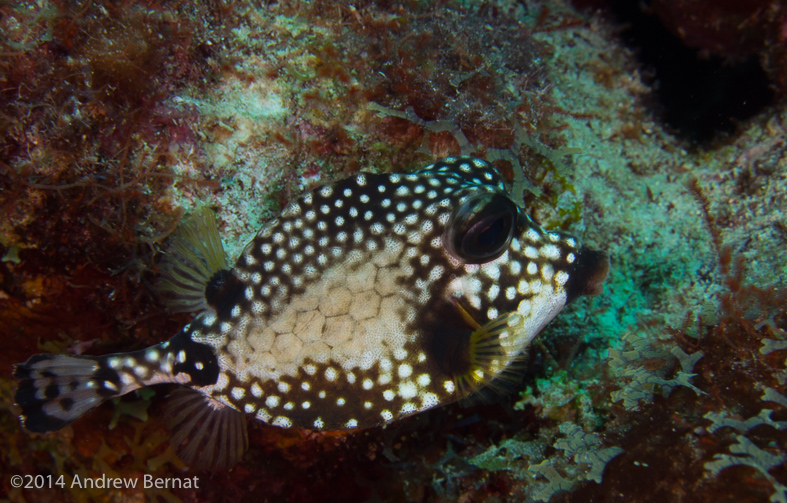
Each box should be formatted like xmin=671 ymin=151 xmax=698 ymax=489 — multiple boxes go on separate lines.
xmin=599 ymin=1 xmax=775 ymax=144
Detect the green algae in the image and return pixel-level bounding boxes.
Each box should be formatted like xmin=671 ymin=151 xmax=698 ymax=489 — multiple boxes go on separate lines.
xmin=469 ymin=423 xmax=623 ymax=501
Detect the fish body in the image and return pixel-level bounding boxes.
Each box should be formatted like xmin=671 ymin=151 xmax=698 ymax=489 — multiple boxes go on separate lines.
xmin=14 ymin=156 xmax=608 ymax=469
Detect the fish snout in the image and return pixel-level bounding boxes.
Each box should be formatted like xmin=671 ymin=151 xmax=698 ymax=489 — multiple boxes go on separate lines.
xmin=565 ymin=246 xmax=610 ymax=303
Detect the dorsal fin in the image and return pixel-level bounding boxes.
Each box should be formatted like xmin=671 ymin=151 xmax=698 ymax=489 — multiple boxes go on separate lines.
xmin=158 ymin=207 xmax=230 ymax=313
xmin=166 ymin=387 xmax=248 ymax=471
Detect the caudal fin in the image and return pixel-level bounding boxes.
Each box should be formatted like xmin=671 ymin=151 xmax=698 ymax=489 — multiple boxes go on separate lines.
xmin=13 ymin=354 xmax=127 ymax=433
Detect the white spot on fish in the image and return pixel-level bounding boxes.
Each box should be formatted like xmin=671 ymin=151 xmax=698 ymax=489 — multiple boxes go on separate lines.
xmin=273 ymin=416 xmax=292 ymax=428
xmin=398 ymin=364 xmax=413 ymax=379
xmin=398 ymin=381 xmax=418 ymax=399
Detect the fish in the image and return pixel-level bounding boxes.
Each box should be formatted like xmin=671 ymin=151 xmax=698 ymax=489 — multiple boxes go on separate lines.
xmin=13 ymin=156 xmax=609 ymax=470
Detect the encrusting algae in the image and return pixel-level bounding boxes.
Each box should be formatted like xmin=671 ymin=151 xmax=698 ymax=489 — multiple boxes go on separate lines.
xmin=13 ymin=156 xmax=608 ymax=470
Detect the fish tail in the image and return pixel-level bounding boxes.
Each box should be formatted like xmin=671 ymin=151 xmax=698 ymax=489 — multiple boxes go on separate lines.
xmin=13 ymin=353 xmax=137 ymax=433
xmin=14 ymin=333 xmax=220 ymax=434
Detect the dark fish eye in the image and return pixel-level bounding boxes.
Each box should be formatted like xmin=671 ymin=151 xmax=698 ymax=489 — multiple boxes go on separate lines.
xmin=444 ymin=191 xmax=518 ymax=264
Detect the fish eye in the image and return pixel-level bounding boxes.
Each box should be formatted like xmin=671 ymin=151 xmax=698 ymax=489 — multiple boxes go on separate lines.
xmin=445 ymin=191 xmax=518 ymax=264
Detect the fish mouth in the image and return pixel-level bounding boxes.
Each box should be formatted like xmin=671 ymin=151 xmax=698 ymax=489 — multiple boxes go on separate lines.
xmin=564 ymin=246 xmax=610 ymax=304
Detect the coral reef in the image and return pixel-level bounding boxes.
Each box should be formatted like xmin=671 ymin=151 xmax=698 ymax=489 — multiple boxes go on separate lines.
xmin=1 ymin=0 xmax=786 ymax=502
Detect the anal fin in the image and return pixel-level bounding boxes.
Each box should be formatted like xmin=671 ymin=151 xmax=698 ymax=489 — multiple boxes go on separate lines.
xmin=166 ymin=387 xmax=248 ymax=471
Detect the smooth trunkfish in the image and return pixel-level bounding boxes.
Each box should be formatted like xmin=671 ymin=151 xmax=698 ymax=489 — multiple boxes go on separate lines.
xmin=14 ymin=156 xmax=609 ymax=470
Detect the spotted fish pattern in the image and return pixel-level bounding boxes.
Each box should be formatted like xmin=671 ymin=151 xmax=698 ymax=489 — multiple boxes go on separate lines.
xmin=14 ymin=156 xmax=608 ymax=469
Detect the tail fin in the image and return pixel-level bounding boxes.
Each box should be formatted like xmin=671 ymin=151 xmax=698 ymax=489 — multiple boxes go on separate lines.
xmin=13 ymin=354 xmax=131 ymax=433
